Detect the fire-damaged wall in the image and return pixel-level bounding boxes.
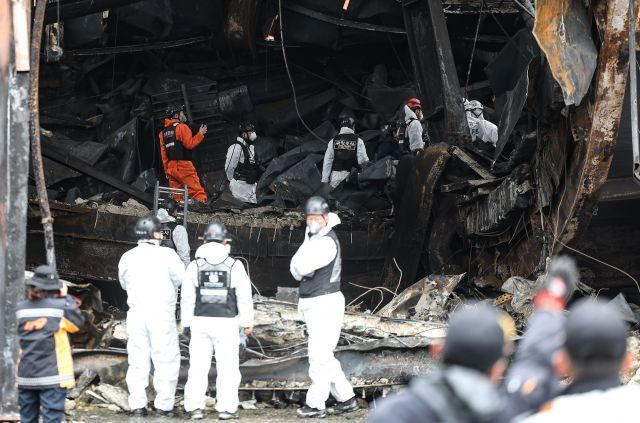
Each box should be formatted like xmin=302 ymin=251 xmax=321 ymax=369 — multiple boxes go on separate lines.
xmin=25 ymin=0 xmax=640 ymax=306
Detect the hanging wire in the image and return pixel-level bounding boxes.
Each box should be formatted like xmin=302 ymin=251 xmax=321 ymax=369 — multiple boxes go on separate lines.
xmin=277 ymin=0 xmax=325 ymax=142
xmin=464 ymin=0 xmax=484 ymax=98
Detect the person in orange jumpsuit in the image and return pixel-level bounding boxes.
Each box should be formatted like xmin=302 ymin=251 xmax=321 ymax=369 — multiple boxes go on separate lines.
xmin=159 ymin=104 xmax=208 ymax=203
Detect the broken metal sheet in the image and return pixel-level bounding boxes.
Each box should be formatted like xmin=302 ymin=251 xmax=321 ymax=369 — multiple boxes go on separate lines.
xmin=610 ymin=293 xmax=639 ymax=324
xmin=492 ymin=65 xmax=530 ymax=161
xmin=284 ymin=3 xmax=405 ymax=34
xmin=459 ymin=165 xmax=534 ymax=236
xmin=533 ymin=0 xmax=598 ymax=106
xmin=268 ymin=155 xmax=323 ymax=206
xmin=501 ymin=275 xmax=541 ymax=315
xmin=377 ymin=274 xmax=464 ymax=321
xmin=484 ymin=29 xmax=538 ymax=97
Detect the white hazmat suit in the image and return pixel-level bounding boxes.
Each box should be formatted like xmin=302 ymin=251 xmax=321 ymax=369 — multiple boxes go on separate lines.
xmin=465 ymin=100 xmax=498 ymax=146
xmin=118 ymin=239 xmax=185 ymax=412
xmin=290 ymin=213 xmax=355 ymax=410
xmin=225 ymin=137 xmax=258 ymax=204
xmin=321 ymin=127 xmax=369 ymax=188
xmin=403 ymin=105 xmax=425 ymax=152
xmin=182 ymin=241 xmax=254 ymax=414
xmin=157 ymin=208 xmax=191 ymax=268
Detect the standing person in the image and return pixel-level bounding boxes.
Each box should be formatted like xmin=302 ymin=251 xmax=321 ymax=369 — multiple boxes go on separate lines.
xmin=225 ymin=121 xmax=262 ymax=204
xmin=522 ymin=298 xmax=639 ymax=422
xmin=368 ymin=305 xmax=509 ymax=423
xmin=159 ymin=104 xmax=208 ymax=204
xmin=16 ymin=265 xmax=85 ymax=423
xmin=157 ymin=199 xmax=191 ymax=268
xmin=500 ymin=256 xmax=578 ymax=422
xmin=182 ymin=222 xmax=254 ymax=420
xmin=321 ymin=116 xmax=369 ymax=189
xmin=400 ymin=98 xmax=427 ymax=154
xmin=290 ymin=196 xmax=358 ymax=418
xmin=464 ymin=99 xmax=498 ymax=147
xmin=118 ymin=216 xmax=185 ymax=417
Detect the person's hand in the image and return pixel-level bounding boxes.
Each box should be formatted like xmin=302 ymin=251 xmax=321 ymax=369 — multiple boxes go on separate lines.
xmin=198 ymin=124 xmax=208 ymax=136
xmin=243 ymin=327 xmax=253 ymax=336
xmin=59 ymin=282 xmax=68 ymax=297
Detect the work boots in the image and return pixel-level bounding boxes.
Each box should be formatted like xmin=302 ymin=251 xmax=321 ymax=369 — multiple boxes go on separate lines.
xmin=296 ymin=405 xmax=326 ymax=418
xmin=327 ymin=397 xmax=359 ymax=415
xmin=190 ymin=409 xmax=204 ymax=420
xmin=131 ymin=408 xmax=147 ymax=417
xmin=218 ymin=410 xmax=240 ymax=420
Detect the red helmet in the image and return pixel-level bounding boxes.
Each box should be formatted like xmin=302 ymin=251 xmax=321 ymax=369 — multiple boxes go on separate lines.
xmin=407 ymin=98 xmax=421 ymax=109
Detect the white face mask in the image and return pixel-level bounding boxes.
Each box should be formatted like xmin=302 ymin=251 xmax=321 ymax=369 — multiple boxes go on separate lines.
xmin=248 ymin=132 xmax=257 ymax=142
xmin=307 ymin=221 xmax=323 ymax=235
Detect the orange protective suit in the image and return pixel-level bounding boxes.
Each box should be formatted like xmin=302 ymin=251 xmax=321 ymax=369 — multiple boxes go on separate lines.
xmin=159 ymin=118 xmax=207 ymax=203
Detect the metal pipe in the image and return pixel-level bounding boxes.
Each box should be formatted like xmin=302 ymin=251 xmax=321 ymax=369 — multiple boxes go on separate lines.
xmin=30 ymin=0 xmax=57 ymax=269
xmin=180 ymin=83 xmax=193 ymax=124
xmin=631 ymin=0 xmax=640 ymax=185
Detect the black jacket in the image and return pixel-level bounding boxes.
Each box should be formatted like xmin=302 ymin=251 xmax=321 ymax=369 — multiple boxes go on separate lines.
xmin=16 ymin=296 xmax=85 ymax=389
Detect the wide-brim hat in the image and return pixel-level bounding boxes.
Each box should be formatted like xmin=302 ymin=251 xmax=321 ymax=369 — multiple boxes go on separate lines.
xmin=26 ymin=265 xmax=63 ymax=290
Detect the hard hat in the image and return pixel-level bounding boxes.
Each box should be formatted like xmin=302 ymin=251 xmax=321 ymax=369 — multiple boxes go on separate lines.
xmin=202 ymin=221 xmax=230 ymax=242
xmin=406 ymin=98 xmax=421 ymax=109
xmin=338 ymin=115 xmax=355 ymax=129
xmin=135 ymin=216 xmax=161 ymax=239
xmin=238 ymin=121 xmax=256 ymax=133
xmin=464 ymin=100 xmax=483 ymax=112
xmin=305 ymin=196 xmax=330 ymax=216
xmin=166 ymin=104 xmax=185 ymax=118
xmin=26 ymin=265 xmax=62 ymax=290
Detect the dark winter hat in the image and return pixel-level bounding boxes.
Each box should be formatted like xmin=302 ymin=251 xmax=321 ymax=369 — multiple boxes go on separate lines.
xmin=565 ymin=298 xmax=627 ymax=364
xmin=26 ymin=265 xmax=63 ymax=290
xmin=442 ymin=304 xmax=505 ymax=373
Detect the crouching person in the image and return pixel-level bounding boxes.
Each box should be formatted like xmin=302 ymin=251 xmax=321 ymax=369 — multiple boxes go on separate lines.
xmin=17 ymin=265 xmax=85 ymax=423
xmin=182 ymin=222 xmax=254 ymax=420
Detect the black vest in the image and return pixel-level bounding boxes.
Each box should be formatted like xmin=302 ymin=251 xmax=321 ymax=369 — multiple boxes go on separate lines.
xmin=299 ymin=230 xmax=342 ymax=299
xmin=231 ymin=141 xmax=261 ymax=184
xmin=332 ymin=133 xmax=359 ymax=172
xmin=162 ymin=122 xmax=193 ymax=161
xmin=160 ymin=222 xmax=177 ymax=250
xmin=194 ymin=256 xmax=238 ymax=318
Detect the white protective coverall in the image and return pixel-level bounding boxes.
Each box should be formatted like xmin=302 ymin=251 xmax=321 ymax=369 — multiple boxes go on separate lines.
xmin=289 ymin=213 xmax=355 ymax=410
xmin=465 ymin=100 xmax=498 ymax=146
xmin=157 ymin=208 xmax=191 ymax=268
xmin=403 ymin=105 xmax=424 ymax=152
xmin=118 ymin=240 xmax=185 ymax=411
xmin=225 ymin=137 xmax=257 ymax=204
xmin=321 ymin=127 xmax=369 ymax=188
xmin=182 ymin=242 xmax=254 ymax=414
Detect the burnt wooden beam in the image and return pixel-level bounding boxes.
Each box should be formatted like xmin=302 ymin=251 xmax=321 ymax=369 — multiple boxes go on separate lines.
xmin=40 ymin=141 xmax=153 ymax=205
xmin=448 ymin=146 xmax=494 ymax=179
xmin=401 ymin=0 xmax=470 ymax=144
xmin=380 ymin=144 xmax=450 ymax=291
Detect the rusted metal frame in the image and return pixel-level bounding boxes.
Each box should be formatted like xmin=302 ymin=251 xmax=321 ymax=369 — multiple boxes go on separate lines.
xmin=380 ymin=145 xmax=450 ymax=291
xmin=401 ymin=0 xmax=469 ymax=143
xmin=552 ymin=0 xmax=639 ymax=249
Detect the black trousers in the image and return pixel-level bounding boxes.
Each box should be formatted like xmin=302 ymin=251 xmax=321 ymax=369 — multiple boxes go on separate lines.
xmin=19 ymin=387 xmax=67 ymax=423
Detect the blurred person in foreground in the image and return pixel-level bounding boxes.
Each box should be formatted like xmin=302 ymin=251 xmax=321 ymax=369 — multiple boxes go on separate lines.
xmin=521 ymin=298 xmax=638 ymax=422
xmin=368 ymin=304 xmax=512 ymax=423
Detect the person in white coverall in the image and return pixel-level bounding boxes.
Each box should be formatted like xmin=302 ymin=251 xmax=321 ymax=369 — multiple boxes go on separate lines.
xmin=118 ymin=216 xmax=184 ymax=417
xmin=225 ymin=121 xmax=261 ymax=204
xmin=290 ymin=196 xmax=358 ymax=418
xmin=182 ymin=222 xmax=254 ymax=420
xmin=157 ymin=202 xmax=190 ymax=268
xmin=402 ymin=98 xmax=425 ymax=153
xmin=321 ymin=116 xmax=369 ymax=189
xmin=464 ymin=99 xmax=498 ymax=147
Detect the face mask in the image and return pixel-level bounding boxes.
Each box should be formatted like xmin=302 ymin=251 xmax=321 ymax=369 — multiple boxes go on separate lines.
xmin=248 ymin=132 xmax=257 ymax=142
xmin=472 ymin=109 xmax=483 ymax=118
xmin=307 ymin=221 xmax=323 ymax=235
